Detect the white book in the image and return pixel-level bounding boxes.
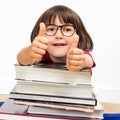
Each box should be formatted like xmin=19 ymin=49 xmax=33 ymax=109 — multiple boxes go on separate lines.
xmin=10 ymin=84 xmax=97 ymax=106
xmin=15 ymin=63 xmax=91 ymax=85
xmin=28 ymin=102 xmax=104 ymax=119
xmin=15 ymin=80 xmax=93 ymax=99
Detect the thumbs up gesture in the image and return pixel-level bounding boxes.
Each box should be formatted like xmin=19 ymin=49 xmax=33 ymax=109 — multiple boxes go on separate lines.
xmin=66 ymin=35 xmax=86 ymax=72
xmin=30 ymin=22 xmax=48 ymax=61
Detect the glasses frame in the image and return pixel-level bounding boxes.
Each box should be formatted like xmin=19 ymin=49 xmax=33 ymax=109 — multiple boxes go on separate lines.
xmin=45 ymin=24 xmax=77 ymax=37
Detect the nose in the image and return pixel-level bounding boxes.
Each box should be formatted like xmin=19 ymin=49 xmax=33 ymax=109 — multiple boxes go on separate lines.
xmin=55 ymin=27 xmax=63 ymax=37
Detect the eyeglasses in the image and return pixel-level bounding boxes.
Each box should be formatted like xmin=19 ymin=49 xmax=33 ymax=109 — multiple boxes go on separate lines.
xmin=45 ymin=24 xmax=77 ymax=37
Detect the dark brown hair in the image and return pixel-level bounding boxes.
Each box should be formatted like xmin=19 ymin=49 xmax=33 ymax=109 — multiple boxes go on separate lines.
xmin=31 ymin=5 xmax=93 ymax=51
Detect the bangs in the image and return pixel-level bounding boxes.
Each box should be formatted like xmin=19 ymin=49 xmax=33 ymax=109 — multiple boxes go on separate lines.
xmin=42 ymin=5 xmax=77 ymax=25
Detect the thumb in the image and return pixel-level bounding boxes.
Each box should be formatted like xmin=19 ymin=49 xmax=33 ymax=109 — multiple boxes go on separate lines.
xmin=71 ymin=35 xmax=79 ymax=49
xmin=38 ymin=22 xmax=46 ymax=36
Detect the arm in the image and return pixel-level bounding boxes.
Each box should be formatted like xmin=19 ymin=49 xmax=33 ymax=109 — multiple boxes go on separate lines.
xmin=17 ymin=45 xmax=40 ymax=65
xmin=17 ymin=45 xmax=33 ymax=65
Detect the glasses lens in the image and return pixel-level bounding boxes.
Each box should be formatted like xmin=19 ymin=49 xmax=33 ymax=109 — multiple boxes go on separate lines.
xmin=45 ymin=25 xmax=57 ymax=36
xmin=62 ymin=25 xmax=75 ymax=36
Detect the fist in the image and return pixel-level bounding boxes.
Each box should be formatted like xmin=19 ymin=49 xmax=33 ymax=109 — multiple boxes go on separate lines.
xmin=66 ymin=35 xmax=85 ymax=72
xmin=31 ymin=22 xmax=48 ymax=60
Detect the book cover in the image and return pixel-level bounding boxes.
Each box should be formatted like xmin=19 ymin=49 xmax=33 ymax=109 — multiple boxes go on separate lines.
xmin=0 ymin=99 xmax=28 ymax=114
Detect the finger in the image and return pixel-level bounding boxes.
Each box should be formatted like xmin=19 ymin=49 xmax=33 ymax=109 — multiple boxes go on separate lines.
xmin=68 ymin=65 xmax=83 ymax=72
xmin=69 ymin=48 xmax=84 ymax=55
xmin=32 ymin=46 xmax=46 ymax=55
xmin=38 ymin=22 xmax=46 ymax=36
xmin=33 ymin=36 xmax=48 ymax=46
xmin=71 ymin=35 xmax=79 ymax=49
xmin=67 ymin=35 xmax=79 ymax=69
xmin=68 ymin=54 xmax=85 ymax=61
xmin=68 ymin=59 xmax=85 ymax=66
xmin=31 ymin=52 xmax=43 ymax=59
xmin=67 ymin=60 xmax=84 ymax=72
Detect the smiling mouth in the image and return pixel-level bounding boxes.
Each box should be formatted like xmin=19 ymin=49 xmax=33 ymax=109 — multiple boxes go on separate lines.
xmin=53 ymin=43 xmax=66 ymax=46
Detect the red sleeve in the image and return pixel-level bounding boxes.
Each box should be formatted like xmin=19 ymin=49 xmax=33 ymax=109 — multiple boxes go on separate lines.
xmin=41 ymin=53 xmax=53 ymax=63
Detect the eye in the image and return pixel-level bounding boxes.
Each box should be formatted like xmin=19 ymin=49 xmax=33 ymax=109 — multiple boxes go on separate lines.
xmin=65 ymin=28 xmax=72 ymax=32
xmin=63 ymin=26 xmax=73 ymax=32
xmin=46 ymin=26 xmax=56 ymax=32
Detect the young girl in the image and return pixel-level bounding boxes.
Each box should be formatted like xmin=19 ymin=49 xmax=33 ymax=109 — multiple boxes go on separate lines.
xmin=17 ymin=5 xmax=95 ymax=72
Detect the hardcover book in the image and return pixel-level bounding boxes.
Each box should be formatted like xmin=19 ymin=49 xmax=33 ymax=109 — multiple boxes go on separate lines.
xmin=10 ymin=88 xmax=97 ymax=106
xmin=28 ymin=102 xmax=104 ymax=119
xmin=14 ymin=99 xmax=95 ymax=113
xmin=15 ymin=80 xmax=93 ymax=99
xmin=15 ymin=63 xmax=91 ymax=85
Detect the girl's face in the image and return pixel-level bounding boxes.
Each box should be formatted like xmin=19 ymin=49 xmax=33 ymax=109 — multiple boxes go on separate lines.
xmin=45 ymin=16 xmax=78 ymax=63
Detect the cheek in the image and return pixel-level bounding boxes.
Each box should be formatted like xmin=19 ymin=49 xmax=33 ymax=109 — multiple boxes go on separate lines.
xmin=46 ymin=38 xmax=53 ymax=48
xmin=46 ymin=44 xmax=52 ymax=52
xmin=66 ymin=38 xmax=74 ymax=47
xmin=67 ymin=34 xmax=79 ymax=47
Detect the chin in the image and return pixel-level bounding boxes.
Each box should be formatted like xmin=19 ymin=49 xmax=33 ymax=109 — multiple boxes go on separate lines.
xmin=54 ymin=54 xmax=66 ymax=58
xmin=52 ymin=53 xmax=66 ymax=58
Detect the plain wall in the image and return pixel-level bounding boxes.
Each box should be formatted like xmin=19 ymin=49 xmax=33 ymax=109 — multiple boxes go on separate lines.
xmin=0 ymin=0 xmax=120 ymax=103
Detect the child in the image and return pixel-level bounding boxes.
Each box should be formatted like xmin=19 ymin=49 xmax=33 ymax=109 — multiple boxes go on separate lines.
xmin=17 ymin=5 xmax=95 ymax=72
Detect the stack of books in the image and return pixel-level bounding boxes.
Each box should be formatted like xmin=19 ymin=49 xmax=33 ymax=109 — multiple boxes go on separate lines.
xmin=0 ymin=63 xmax=104 ymax=120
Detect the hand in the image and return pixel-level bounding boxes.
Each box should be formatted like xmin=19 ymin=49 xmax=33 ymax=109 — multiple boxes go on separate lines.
xmin=66 ymin=35 xmax=86 ymax=72
xmin=30 ymin=22 xmax=48 ymax=60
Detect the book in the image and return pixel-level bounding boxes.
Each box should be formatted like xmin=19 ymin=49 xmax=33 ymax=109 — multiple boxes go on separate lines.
xmin=0 ymin=99 xmax=102 ymax=120
xmin=10 ymin=90 xmax=97 ymax=106
xmin=15 ymin=63 xmax=91 ymax=85
xmin=0 ymin=99 xmax=28 ymax=114
xmin=0 ymin=113 xmax=102 ymax=120
xmin=27 ymin=102 xmax=104 ymax=119
xmin=15 ymin=80 xmax=93 ymax=99
xmin=14 ymin=99 xmax=95 ymax=113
